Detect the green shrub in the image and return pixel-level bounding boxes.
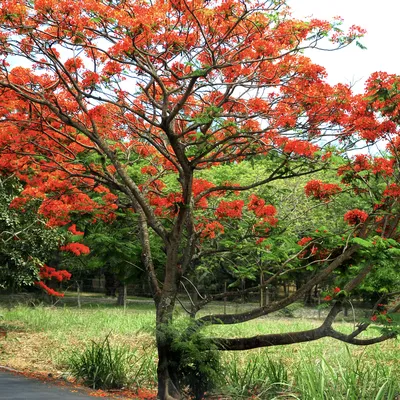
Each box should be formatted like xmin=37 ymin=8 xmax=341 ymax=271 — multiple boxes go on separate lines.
xmin=67 ymin=334 xmax=133 ymax=390
xmin=172 ymin=329 xmax=221 ymax=400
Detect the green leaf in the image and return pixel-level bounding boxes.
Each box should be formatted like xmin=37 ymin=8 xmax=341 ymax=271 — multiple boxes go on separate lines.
xmin=352 ymin=237 xmax=373 ymax=248
xmin=355 ymin=41 xmax=367 ymax=50
xmin=387 ymin=247 xmax=400 ymax=256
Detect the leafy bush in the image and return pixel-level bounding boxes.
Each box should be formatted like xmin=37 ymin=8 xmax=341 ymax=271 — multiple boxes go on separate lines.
xmin=169 ymin=323 xmax=221 ymax=400
xmin=67 ymin=334 xmax=133 ymax=389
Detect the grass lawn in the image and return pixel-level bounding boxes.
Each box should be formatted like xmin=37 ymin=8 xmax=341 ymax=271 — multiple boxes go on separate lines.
xmin=0 ymin=295 xmax=399 ymax=399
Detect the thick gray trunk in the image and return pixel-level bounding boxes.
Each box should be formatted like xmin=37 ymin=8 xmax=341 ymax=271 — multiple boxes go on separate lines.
xmin=156 ymin=295 xmax=181 ymax=400
xmin=155 ymin=252 xmax=181 ymax=400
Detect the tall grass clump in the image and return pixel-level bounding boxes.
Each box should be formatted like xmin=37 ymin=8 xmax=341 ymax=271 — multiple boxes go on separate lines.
xmin=294 ymin=350 xmax=399 ymax=400
xmin=219 ymin=353 xmax=290 ymax=399
xmin=67 ymin=334 xmax=134 ymax=390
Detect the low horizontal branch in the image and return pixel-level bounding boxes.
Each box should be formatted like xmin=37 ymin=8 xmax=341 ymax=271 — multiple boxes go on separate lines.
xmin=215 ymin=326 xmax=325 ymax=351
xmin=213 ymin=325 xmax=396 ymax=351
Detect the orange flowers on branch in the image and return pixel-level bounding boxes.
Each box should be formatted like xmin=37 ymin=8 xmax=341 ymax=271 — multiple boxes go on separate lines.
xmin=35 ymin=265 xmax=72 ymax=297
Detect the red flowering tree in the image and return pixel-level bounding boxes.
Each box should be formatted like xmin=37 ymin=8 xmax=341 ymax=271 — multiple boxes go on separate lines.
xmin=0 ymin=1 xmax=399 ymax=398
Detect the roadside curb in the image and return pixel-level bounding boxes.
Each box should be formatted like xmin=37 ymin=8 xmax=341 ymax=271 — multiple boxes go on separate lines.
xmin=0 ymin=366 xmax=139 ymax=399
xmin=0 ymin=365 xmax=20 ymax=373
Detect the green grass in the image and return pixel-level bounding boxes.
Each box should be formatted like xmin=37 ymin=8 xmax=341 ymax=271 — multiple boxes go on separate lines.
xmin=68 ymin=334 xmax=135 ymax=389
xmin=0 ymin=299 xmax=399 ymax=398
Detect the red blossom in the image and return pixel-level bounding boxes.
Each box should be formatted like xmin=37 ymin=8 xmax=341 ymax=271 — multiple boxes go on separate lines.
xmin=310 ymin=246 xmax=317 ymax=255
xmin=198 ymin=221 xmax=224 ymax=239
xmin=68 ymin=224 xmax=84 ymax=236
xmin=81 ymin=71 xmax=100 ymax=88
xmin=298 ymin=237 xmax=313 ymax=246
xmin=215 ymin=200 xmax=244 ymax=219
xmin=343 ymin=209 xmax=368 ymax=225
xmin=372 ymin=158 xmax=394 ymax=176
xmin=353 ymin=154 xmax=371 ymax=172
xmin=35 ymin=281 xmax=65 ymax=297
xmin=39 ymin=265 xmax=72 ymax=281
xmin=35 ymin=265 xmax=71 ymax=297
xmin=283 ymin=139 xmax=319 ymax=157
xmin=324 ymin=295 xmax=332 ymax=301
xmin=60 ymin=242 xmax=90 ymax=256
xmin=247 ymin=195 xmax=277 ymax=217
xmin=333 ymin=287 xmax=341 ymax=294
xmin=305 ymin=180 xmax=342 ymax=200
xmin=141 ymin=165 xmax=158 ymax=175
xmin=192 ymin=178 xmax=215 ymax=197
xmin=383 ymin=183 xmax=400 ymax=198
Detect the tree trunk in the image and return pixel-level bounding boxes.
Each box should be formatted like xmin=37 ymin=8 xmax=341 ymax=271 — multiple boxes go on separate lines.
xmin=104 ymin=271 xmax=117 ymax=297
xmin=304 ymin=287 xmax=313 ymax=305
xmin=156 ymin=297 xmax=181 ymax=400
xmin=283 ymin=282 xmax=288 ymax=297
xmin=156 ymin=328 xmax=181 ymax=400
xmin=76 ymin=280 xmax=82 ymax=309
xmin=260 ymin=272 xmax=265 ymax=307
xmin=117 ymin=282 xmax=126 ymax=306
xmin=155 ymin=247 xmax=182 ymax=400
xmin=223 ymin=281 xmax=227 ymax=315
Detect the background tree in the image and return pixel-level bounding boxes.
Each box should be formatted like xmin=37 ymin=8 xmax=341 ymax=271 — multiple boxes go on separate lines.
xmin=0 ymin=1 xmax=398 ymax=398
xmin=0 ymin=175 xmax=64 ymax=291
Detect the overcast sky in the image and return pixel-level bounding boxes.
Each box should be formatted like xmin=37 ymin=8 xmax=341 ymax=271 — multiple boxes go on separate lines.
xmin=289 ymin=0 xmax=399 ymax=92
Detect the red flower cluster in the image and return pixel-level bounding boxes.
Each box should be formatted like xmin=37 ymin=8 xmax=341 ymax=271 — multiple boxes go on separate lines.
xmin=81 ymin=71 xmax=100 ymax=88
xmin=35 ymin=265 xmax=72 ymax=297
xmin=35 ymin=281 xmax=65 ymax=297
xmin=148 ymin=192 xmax=183 ymax=217
xmin=247 ymin=195 xmax=277 ymax=217
xmin=383 ymin=183 xmax=400 ymax=198
xmin=68 ymin=224 xmax=84 ymax=236
xmin=192 ymin=178 xmax=216 ymax=197
xmin=352 ymin=154 xmax=371 ymax=172
xmin=370 ymin=304 xmax=392 ymax=323
xmin=297 ymin=237 xmax=313 ymax=246
xmin=305 ymin=180 xmax=342 ymax=200
xmin=215 ymin=200 xmax=244 ymax=219
xmin=343 ymin=209 xmax=368 ymax=225
xmin=198 ymin=221 xmax=225 ymax=239
xmin=323 ymin=287 xmax=341 ymax=302
xmin=192 ymin=178 xmax=219 ymax=208
xmin=39 ymin=265 xmax=72 ymax=281
xmin=372 ymin=158 xmax=394 ymax=176
xmin=60 ymin=242 xmax=90 ymax=256
xmin=283 ymin=139 xmax=319 ymax=157
xmin=141 ymin=165 xmax=158 ymax=175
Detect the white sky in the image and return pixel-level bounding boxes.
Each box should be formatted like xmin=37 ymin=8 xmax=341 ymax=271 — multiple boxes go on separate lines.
xmin=289 ymin=0 xmax=399 ymax=93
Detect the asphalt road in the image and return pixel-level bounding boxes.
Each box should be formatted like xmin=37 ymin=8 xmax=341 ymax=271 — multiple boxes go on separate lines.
xmin=0 ymin=369 xmax=112 ymax=399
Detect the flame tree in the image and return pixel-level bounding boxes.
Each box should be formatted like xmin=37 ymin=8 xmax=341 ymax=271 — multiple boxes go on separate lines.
xmin=0 ymin=1 xmax=399 ymax=398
